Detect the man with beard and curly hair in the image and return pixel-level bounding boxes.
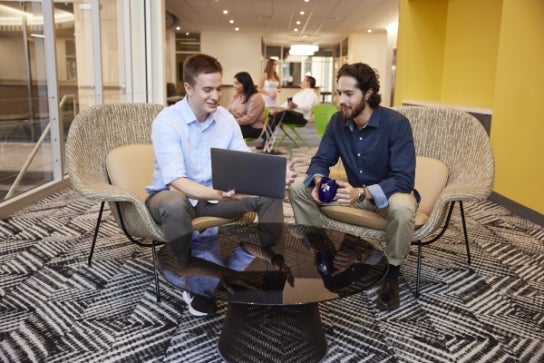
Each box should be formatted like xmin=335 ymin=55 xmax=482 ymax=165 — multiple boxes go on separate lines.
xmin=289 ymin=63 xmax=418 ymax=311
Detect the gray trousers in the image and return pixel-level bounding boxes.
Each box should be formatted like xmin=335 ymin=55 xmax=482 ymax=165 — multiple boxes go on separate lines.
xmin=288 ymin=177 xmax=416 ymax=266
xmin=145 ymin=190 xmax=284 ymax=263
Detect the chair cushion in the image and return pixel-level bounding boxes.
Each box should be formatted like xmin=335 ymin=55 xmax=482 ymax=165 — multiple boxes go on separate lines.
xmin=106 ymin=144 xmax=257 ymax=229
xmin=414 ymin=157 xmax=449 ymax=216
xmin=106 ymin=144 xmax=154 ymax=202
xmin=321 ymin=156 xmax=448 ymax=230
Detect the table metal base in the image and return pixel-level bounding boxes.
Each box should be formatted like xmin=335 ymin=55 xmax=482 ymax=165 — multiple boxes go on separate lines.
xmin=218 ymin=302 xmax=326 ymax=363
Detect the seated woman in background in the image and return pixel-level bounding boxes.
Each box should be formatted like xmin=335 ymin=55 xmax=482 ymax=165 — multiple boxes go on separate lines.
xmin=228 ymin=71 xmax=265 ymax=139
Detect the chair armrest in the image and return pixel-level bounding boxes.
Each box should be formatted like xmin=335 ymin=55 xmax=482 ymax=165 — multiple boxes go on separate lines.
xmin=440 ymin=183 xmax=492 ymax=202
xmin=72 ymin=181 xmax=141 ymax=204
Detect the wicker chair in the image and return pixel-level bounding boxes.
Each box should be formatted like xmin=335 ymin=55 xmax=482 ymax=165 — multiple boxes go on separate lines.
xmin=65 ymin=103 xmax=254 ymax=302
xmin=318 ymin=106 xmax=495 ymax=297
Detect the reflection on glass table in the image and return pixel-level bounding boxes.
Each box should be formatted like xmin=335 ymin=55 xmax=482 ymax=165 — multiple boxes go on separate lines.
xmin=156 ymin=223 xmax=388 ymax=363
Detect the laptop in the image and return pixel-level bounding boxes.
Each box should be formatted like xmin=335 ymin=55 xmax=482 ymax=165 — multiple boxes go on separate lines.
xmin=211 ymin=148 xmax=286 ymax=199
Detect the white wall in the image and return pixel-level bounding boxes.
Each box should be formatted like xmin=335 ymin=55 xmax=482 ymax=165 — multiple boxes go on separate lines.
xmin=201 ymin=31 xmax=262 ymax=85
xmin=348 ymin=32 xmax=393 ymax=106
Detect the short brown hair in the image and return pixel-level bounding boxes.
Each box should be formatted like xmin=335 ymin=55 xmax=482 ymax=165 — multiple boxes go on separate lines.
xmin=183 ymin=53 xmax=223 ymax=86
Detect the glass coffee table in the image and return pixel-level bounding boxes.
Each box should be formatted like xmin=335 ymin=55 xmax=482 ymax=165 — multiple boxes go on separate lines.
xmin=157 ymin=223 xmax=388 ymax=363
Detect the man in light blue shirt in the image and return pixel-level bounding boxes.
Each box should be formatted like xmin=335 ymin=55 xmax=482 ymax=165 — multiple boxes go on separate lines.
xmin=145 ymin=54 xmax=295 ymax=316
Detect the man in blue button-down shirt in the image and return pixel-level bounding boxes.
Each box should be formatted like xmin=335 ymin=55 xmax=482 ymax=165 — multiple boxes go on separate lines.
xmin=289 ymin=63 xmax=417 ymax=311
xmin=145 ymin=54 xmax=295 ymax=316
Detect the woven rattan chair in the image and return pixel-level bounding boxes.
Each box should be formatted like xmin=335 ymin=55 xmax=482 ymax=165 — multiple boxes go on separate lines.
xmin=65 ymin=103 xmax=254 ymax=302
xmin=317 ymin=106 xmax=495 ymax=297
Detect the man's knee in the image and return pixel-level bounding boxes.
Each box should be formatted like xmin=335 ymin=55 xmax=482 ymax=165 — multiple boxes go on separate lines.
xmin=289 ymin=177 xmax=310 ymax=201
xmin=387 ymin=193 xmax=417 ymax=222
xmin=156 ymin=192 xmax=191 ymax=221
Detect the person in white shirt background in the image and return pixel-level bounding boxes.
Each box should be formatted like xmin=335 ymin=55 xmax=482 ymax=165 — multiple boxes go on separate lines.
xmin=258 ymin=75 xmax=319 ymax=149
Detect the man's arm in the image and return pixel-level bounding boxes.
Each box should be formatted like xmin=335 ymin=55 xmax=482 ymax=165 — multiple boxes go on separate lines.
xmin=168 ymin=177 xmax=224 ymax=201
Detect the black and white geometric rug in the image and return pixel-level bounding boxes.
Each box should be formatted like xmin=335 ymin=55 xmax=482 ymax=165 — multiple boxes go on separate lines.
xmin=1 ymin=148 xmax=543 ymax=362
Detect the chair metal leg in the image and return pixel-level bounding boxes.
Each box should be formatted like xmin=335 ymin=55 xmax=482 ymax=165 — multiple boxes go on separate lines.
xmin=276 ymin=124 xmax=311 ymax=149
xmin=416 ymin=241 xmax=422 ymax=298
xmin=88 ymin=201 xmax=105 ymax=266
xmin=113 ymin=201 xmax=165 ymax=302
xmin=458 ymin=201 xmax=471 ymax=265
xmin=411 ymin=201 xmax=458 ymax=298
xmin=151 ymin=241 xmax=161 ymax=303
xmin=289 ymin=125 xmax=311 ymax=148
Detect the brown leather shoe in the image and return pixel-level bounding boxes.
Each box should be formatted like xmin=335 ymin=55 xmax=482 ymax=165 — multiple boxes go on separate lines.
xmin=376 ymin=277 xmax=400 ymax=311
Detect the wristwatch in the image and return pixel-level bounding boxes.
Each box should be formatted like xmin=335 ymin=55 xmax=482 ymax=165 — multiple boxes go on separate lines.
xmin=357 ymin=187 xmax=366 ymax=202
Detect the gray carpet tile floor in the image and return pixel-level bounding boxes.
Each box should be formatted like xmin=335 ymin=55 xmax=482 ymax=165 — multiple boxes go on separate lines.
xmin=1 ymin=121 xmax=544 ymax=362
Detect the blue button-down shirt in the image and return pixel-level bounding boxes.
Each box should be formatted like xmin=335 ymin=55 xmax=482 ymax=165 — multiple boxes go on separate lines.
xmin=304 ymin=106 xmax=416 ymax=208
xmin=146 ymin=97 xmax=250 ymax=204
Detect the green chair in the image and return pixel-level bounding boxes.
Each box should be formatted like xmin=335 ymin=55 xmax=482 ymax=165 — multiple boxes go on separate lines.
xmin=313 ymin=104 xmax=338 ymax=137
xmin=275 ymin=122 xmax=311 ymax=149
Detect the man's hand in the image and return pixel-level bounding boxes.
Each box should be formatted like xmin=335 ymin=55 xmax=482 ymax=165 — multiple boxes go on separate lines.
xmin=332 ymin=180 xmax=357 ymax=205
xmin=285 ymin=158 xmax=298 ymax=186
xmin=219 ymin=189 xmax=256 ymax=200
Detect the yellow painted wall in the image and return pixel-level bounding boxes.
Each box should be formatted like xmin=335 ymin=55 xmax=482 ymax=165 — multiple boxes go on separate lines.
xmin=441 ymin=0 xmax=502 ymax=107
xmin=396 ymin=0 xmax=544 ymax=215
xmin=394 ymin=0 xmax=448 ymax=104
xmin=491 ymin=0 xmax=544 ymax=214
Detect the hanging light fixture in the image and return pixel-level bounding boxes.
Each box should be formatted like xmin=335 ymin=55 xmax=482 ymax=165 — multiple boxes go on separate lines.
xmin=289 ymin=44 xmax=319 ymax=56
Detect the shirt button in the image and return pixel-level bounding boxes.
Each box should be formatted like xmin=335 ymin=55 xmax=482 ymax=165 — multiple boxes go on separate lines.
xmin=357 ymin=153 xmax=361 ymax=157
xmin=359 ymin=170 xmax=363 ymax=174
xmin=359 ymin=137 xmax=363 ymax=140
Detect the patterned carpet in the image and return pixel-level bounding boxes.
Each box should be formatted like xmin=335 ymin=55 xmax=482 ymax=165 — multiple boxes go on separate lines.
xmin=1 ymin=144 xmax=544 ymax=362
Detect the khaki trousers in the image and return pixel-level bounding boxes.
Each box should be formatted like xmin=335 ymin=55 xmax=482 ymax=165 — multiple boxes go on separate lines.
xmin=288 ymin=177 xmax=417 ymax=266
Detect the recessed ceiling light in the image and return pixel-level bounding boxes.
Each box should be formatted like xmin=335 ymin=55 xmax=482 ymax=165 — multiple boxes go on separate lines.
xmin=296 ymin=20 xmax=301 ymax=25
xmin=294 ymin=28 xmax=299 ymax=32
xmin=223 ymin=10 xmax=228 ymax=15
xmin=367 ymin=29 xmax=373 ymax=33
xmin=176 ymin=26 xmax=180 ymax=31
xmin=300 ymin=11 xmax=305 ymax=15
xmin=229 ymin=19 xmax=234 ymax=24
xmin=235 ymin=27 xmax=239 ymax=31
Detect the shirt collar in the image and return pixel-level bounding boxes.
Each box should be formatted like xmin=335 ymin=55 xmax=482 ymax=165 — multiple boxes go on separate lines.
xmin=344 ymin=106 xmax=381 ymax=132
xmin=179 ymin=96 xmax=216 ymax=127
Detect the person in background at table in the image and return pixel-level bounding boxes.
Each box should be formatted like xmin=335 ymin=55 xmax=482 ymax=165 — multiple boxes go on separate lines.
xmin=228 ymin=71 xmax=265 ymax=139
xmin=258 ymin=58 xmax=281 ymax=108
xmin=289 ymin=63 xmax=418 ymax=312
xmin=258 ymin=75 xmax=319 ymax=150
xmin=145 ymin=53 xmax=297 ymax=317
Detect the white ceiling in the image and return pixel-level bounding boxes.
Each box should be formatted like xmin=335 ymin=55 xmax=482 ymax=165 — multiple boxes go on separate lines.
xmin=165 ymin=0 xmax=399 ymax=46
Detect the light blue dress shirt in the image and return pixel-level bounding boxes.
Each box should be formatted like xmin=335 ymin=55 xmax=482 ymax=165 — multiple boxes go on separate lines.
xmin=146 ymin=97 xmax=250 ymax=205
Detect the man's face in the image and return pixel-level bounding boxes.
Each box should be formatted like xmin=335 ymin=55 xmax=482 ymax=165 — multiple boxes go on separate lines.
xmin=185 ymin=72 xmax=222 ymax=119
xmin=336 ymin=75 xmax=365 ymax=120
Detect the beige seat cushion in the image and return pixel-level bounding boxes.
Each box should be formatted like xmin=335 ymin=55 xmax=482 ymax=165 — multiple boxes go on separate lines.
xmin=106 ymin=144 xmax=254 ymax=231
xmin=321 ymin=156 xmax=448 ymax=230
xmin=107 ymin=144 xmax=154 ymax=202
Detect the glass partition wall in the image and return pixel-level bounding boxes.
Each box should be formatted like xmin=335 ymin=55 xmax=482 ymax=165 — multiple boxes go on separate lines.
xmin=264 ymin=45 xmax=335 ymax=103
xmin=0 ymin=0 xmax=157 ymax=218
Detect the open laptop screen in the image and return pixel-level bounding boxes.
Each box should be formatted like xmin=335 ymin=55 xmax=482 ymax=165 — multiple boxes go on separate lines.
xmin=211 ymin=148 xmax=286 ymax=199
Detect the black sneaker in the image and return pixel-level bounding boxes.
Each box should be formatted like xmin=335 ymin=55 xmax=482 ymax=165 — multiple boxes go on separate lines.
xmin=181 ymin=291 xmax=217 ymax=317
